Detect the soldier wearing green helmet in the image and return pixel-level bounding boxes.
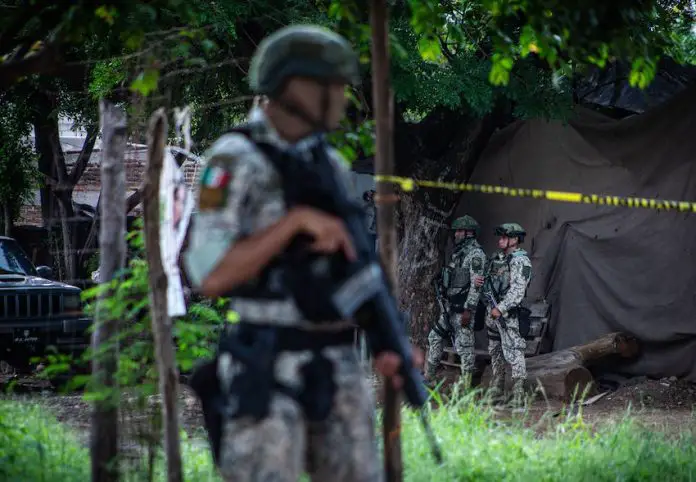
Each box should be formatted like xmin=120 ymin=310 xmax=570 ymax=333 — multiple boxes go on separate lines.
xmin=475 ymin=222 xmax=533 ymax=407
xmin=183 ymin=24 xmax=414 ymax=482
xmin=424 ymin=214 xmax=486 ymax=388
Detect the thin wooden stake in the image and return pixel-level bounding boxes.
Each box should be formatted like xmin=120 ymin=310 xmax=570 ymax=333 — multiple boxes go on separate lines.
xmin=369 ymin=1 xmax=403 ymax=480
xmin=91 ymin=100 xmax=127 ymax=482
xmin=143 ymin=108 xmax=183 ymax=482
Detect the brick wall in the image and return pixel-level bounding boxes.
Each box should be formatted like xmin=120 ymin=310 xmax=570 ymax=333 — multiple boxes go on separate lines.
xmin=18 ymin=205 xmax=42 ymax=226
xmin=17 ymin=153 xmax=202 ymax=227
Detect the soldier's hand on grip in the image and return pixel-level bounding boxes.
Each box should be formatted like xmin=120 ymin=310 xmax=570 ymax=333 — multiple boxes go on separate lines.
xmin=290 ymin=206 xmax=357 ymax=261
xmin=373 ymin=345 xmax=424 ymax=389
xmin=460 ymin=309 xmax=471 ymax=327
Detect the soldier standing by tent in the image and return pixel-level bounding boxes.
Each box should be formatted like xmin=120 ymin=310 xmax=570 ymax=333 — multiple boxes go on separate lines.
xmin=424 ymin=215 xmax=486 ymax=388
xmin=477 ymin=223 xmax=533 ymax=407
xmin=183 ymin=24 xmax=421 ymax=482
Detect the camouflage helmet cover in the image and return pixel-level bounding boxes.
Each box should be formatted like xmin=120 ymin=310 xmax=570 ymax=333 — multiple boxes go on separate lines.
xmin=249 ymin=25 xmax=360 ymax=95
xmin=494 ymin=223 xmax=526 ymax=240
xmin=450 ymin=215 xmax=480 ymax=234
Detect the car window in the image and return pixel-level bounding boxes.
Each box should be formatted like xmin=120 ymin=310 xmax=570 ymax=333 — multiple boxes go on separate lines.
xmin=0 ymin=239 xmax=37 ymax=276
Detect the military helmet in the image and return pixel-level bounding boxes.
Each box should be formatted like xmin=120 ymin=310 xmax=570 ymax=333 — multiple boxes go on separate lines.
xmin=450 ymin=215 xmax=480 ymax=235
xmin=494 ymin=223 xmax=526 ymax=242
xmin=249 ymin=25 xmax=360 ymax=95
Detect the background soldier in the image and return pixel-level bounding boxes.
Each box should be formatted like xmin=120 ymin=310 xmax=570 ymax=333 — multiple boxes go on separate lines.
xmin=184 ymin=25 xmax=420 ymax=482
xmin=478 ymin=223 xmax=533 ymax=407
xmin=424 ymin=215 xmax=486 ymax=387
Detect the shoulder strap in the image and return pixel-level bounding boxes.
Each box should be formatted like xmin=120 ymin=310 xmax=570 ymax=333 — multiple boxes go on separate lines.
xmin=226 ymin=123 xmax=289 ymax=178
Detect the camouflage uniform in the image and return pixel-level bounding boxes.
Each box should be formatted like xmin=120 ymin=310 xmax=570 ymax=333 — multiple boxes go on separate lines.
xmin=484 ymin=223 xmax=532 ymax=405
xmin=425 ymin=216 xmax=486 ymax=385
xmin=184 ymin=25 xmax=381 ymax=482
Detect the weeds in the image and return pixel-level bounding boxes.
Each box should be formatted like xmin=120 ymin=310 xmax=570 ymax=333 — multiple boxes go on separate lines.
xmin=3 ymin=382 xmax=696 ymax=482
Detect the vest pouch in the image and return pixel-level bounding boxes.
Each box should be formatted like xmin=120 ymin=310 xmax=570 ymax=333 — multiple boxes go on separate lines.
xmin=473 ymin=299 xmax=486 ymax=331
xmin=231 ymin=325 xmax=277 ymax=417
xmin=511 ymin=306 xmax=532 ymax=338
xmin=449 ymin=267 xmax=470 ymax=289
xmin=297 ymin=351 xmax=337 ymax=422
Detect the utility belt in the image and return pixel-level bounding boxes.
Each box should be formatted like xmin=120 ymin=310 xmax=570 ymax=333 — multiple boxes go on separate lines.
xmin=187 ymin=321 xmax=355 ymax=466
xmin=485 ymin=302 xmax=532 ymax=338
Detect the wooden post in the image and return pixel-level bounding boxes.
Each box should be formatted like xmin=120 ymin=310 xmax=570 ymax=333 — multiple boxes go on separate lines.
xmin=91 ymin=100 xmax=127 ymax=482
xmin=370 ymin=1 xmax=402 ymax=480
xmin=143 ymin=108 xmax=183 ymax=482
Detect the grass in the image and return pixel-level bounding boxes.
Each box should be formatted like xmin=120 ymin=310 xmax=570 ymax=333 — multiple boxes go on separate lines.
xmin=0 ymin=400 xmax=221 ymax=482
xmin=2 ymin=385 xmax=696 ymax=482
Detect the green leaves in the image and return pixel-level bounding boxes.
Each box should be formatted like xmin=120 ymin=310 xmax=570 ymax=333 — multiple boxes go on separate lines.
xmin=94 ymin=5 xmax=118 ymax=26
xmin=417 ymin=37 xmax=444 ymax=63
xmin=89 ymin=59 xmax=126 ymax=99
xmin=130 ymin=69 xmax=160 ymax=97
xmin=489 ymin=53 xmax=514 ymax=85
xmin=629 ymin=57 xmax=658 ymax=89
xmin=478 ymin=0 xmax=695 ymax=88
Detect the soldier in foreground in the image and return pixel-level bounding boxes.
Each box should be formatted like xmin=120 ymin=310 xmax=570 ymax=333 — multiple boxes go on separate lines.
xmin=184 ymin=25 xmax=421 ymax=482
xmin=477 ymin=223 xmax=533 ymax=406
xmin=424 ymin=215 xmax=486 ymax=388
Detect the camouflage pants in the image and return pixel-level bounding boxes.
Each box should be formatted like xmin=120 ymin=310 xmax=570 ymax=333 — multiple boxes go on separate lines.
xmin=218 ymin=346 xmax=382 ymax=482
xmin=427 ymin=310 xmax=475 ymax=375
xmin=485 ymin=310 xmax=527 ymax=381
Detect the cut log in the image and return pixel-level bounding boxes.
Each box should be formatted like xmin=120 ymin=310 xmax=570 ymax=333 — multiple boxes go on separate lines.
xmin=526 ymin=332 xmax=639 ymax=372
xmin=528 ymin=363 xmax=597 ymax=401
xmin=482 ymin=332 xmax=640 ymax=401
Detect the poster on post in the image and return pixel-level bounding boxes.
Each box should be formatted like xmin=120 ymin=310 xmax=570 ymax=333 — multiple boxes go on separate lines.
xmin=159 ymin=148 xmax=194 ymax=317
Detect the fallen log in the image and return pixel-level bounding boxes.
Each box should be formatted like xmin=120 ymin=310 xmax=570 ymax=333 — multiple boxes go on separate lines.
xmin=482 ymin=332 xmax=640 ymax=401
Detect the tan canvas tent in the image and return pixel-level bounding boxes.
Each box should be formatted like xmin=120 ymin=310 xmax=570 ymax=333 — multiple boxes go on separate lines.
xmin=457 ymin=83 xmax=696 ymax=381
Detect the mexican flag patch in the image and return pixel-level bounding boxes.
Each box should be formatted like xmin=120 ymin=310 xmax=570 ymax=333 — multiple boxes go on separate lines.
xmin=198 ymin=165 xmax=232 ymax=211
xmin=201 ymin=165 xmax=232 ymax=188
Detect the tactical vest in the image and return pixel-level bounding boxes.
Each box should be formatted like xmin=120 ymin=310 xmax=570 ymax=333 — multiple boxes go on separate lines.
xmin=486 ymin=250 xmax=531 ymax=302
xmin=442 ymin=241 xmax=476 ymax=295
xmin=223 ymin=124 xmax=379 ymax=324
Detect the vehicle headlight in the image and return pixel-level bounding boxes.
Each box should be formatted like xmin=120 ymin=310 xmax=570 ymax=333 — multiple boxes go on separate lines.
xmin=63 ymin=294 xmax=82 ymax=310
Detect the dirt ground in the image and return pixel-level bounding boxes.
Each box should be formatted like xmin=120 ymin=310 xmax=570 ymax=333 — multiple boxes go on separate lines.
xmin=2 ymin=367 xmax=695 ymax=449
xmin=424 ymin=368 xmax=696 ymax=434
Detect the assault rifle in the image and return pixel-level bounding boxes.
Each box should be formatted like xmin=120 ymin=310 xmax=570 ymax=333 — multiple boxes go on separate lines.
xmin=431 ymin=276 xmax=454 ymax=344
xmin=484 ymin=291 xmax=508 ymax=330
xmin=241 ymin=132 xmax=443 ymax=464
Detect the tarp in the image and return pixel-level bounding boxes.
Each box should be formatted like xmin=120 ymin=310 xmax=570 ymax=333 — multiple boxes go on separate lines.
xmin=456 ymin=83 xmax=696 ymax=380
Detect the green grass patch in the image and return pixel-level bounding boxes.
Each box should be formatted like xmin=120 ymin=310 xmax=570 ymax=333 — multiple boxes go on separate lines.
xmin=0 ymin=400 xmax=220 ymax=482
xmin=2 ymin=387 xmax=696 ymax=482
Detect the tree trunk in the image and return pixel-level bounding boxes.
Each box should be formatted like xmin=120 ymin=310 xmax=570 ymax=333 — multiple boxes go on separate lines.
xmin=395 ymin=107 xmax=511 ymax=348
xmin=2 ymin=203 xmax=11 ymax=237
xmin=369 ymin=1 xmax=402 ymax=480
xmin=143 ymin=108 xmax=183 ymax=482
xmin=30 ymin=86 xmax=98 ymax=282
xmin=55 ymin=193 xmax=76 ymax=282
xmin=91 ymin=100 xmax=127 ymax=482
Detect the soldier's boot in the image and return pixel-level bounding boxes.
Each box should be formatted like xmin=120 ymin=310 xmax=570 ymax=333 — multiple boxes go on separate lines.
xmin=460 ymin=370 xmax=474 ymax=391
xmin=489 ymin=374 xmax=506 ymax=404
xmin=423 ymin=362 xmax=438 ymax=388
xmin=509 ymin=378 xmax=527 ymax=409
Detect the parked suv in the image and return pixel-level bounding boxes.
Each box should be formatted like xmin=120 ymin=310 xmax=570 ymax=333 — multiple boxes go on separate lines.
xmin=0 ymin=236 xmax=91 ymax=366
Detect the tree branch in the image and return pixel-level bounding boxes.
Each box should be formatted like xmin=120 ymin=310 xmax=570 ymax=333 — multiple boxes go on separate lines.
xmin=0 ymin=42 xmax=62 ymax=90
xmin=48 ymin=124 xmax=69 ymax=186
xmin=69 ymin=124 xmax=99 ymax=185
xmin=126 ymin=185 xmax=144 ymax=214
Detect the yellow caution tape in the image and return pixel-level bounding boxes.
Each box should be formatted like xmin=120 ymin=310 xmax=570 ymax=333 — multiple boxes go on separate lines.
xmin=374 ymin=175 xmax=696 ymax=213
